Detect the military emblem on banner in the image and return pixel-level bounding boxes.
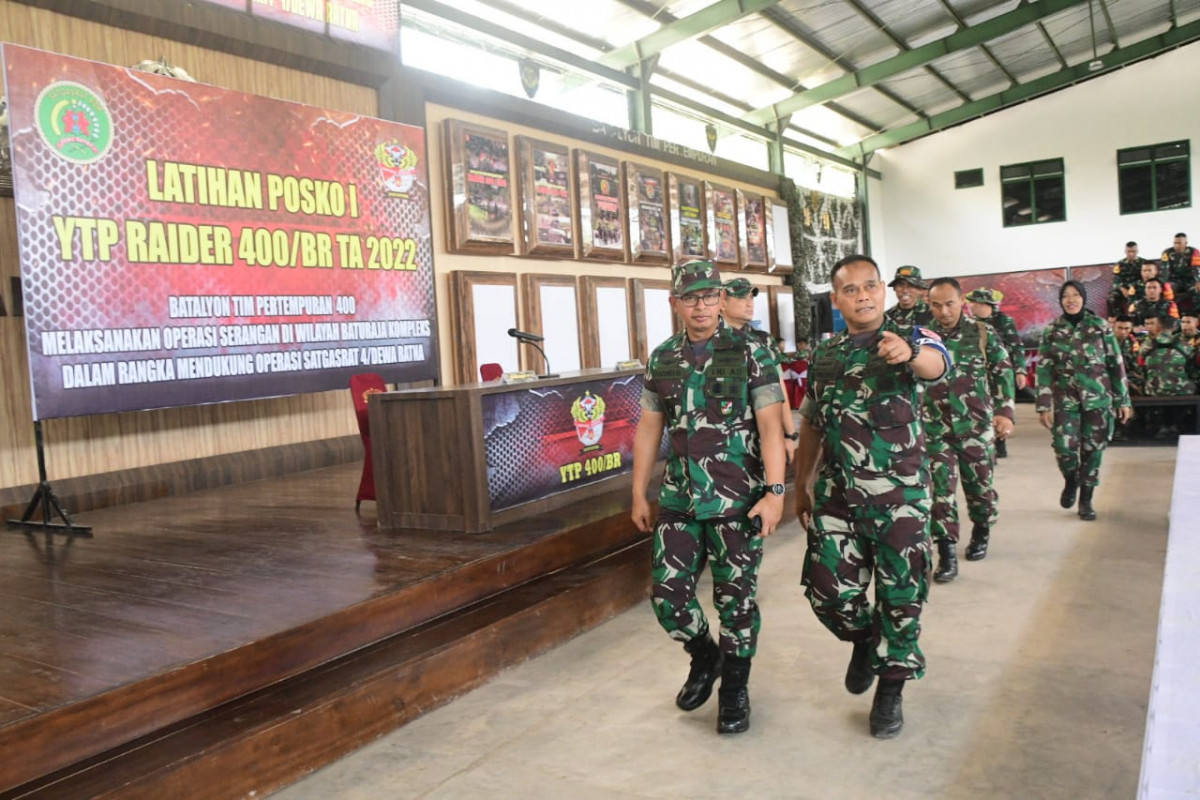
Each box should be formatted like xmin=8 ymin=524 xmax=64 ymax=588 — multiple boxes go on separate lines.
xmin=374 ymin=140 xmax=418 ymax=197
xmin=519 ymin=58 xmax=540 ymax=99
xmin=705 ymin=123 xmax=718 ymax=153
xmin=571 ymin=391 xmax=606 ymax=447
xmin=35 ymin=81 xmax=113 ymax=164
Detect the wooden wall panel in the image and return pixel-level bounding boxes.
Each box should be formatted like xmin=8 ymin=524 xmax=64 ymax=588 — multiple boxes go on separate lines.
xmin=0 ymin=0 xmax=376 ymax=492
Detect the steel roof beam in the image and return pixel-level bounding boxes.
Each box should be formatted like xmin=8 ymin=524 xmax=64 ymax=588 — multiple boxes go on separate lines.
xmin=597 ymin=0 xmax=783 ymax=70
xmin=744 ymin=0 xmax=1092 ymax=125
xmin=836 ymin=16 xmax=1200 ymax=158
xmin=1037 ymin=20 xmax=1070 ymax=68
xmin=1097 ymin=0 xmax=1120 ymax=48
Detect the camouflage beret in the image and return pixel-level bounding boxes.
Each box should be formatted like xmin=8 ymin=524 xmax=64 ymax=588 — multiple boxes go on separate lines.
xmin=672 ymin=260 xmax=724 ymax=296
xmin=724 ymin=278 xmax=759 ymax=298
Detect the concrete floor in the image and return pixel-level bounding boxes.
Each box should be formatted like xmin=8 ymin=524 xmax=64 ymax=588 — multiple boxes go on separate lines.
xmin=273 ymin=407 xmax=1172 ymax=800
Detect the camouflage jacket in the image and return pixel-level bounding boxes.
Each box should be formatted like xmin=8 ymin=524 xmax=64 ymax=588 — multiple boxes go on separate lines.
xmin=800 ymin=318 xmax=950 ymax=511
xmin=923 ymin=316 xmax=1015 ymax=437
xmin=1129 ymin=297 xmax=1179 ymax=326
xmin=1162 ymin=246 xmax=1200 ymax=289
xmin=982 ymin=311 xmax=1024 ymax=373
xmin=885 ymin=300 xmax=933 ymax=327
xmin=1112 ymin=257 xmax=1148 ymax=294
xmin=642 ymin=321 xmax=783 ymax=520
xmin=1141 ymin=335 xmax=1196 ymax=396
xmin=1119 ymin=336 xmax=1144 ymax=394
xmin=740 ymin=325 xmax=785 ymax=369
xmin=1035 ymin=311 xmax=1130 ymax=412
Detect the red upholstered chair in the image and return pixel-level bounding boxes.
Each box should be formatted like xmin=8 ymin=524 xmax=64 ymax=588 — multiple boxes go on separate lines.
xmin=479 ymin=362 xmax=504 ymax=382
xmin=349 ymin=373 xmax=386 ymax=511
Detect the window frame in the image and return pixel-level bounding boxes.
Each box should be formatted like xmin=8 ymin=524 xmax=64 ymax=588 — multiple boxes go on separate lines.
xmin=1117 ymin=140 xmax=1191 ymax=215
xmin=1000 ymin=157 xmax=1066 ymax=228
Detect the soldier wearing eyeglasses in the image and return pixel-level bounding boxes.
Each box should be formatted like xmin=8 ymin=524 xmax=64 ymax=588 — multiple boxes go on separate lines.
xmin=631 ymin=260 xmax=786 ymax=735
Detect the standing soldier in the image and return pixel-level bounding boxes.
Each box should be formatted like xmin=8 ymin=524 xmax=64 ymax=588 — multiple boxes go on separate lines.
xmin=1036 ymin=281 xmax=1132 ymax=521
xmin=631 ymin=260 xmax=786 ymax=735
xmin=1129 ymin=278 xmax=1179 ymax=329
xmin=925 ymin=279 xmax=1015 ymax=583
xmin=965 ymin=287 xmax=1026 ymax=457
xmin=722 ymin=277 xmax=799 ymax=463
xmin=1110 ymin=241 xmax=1148 ymax=317
xmin=885 ymin=265 xmax=934 ymax=326
xmin=793 ymin=255 xmax=950 ymax=739
xmin=1162 ymin=232 xmax=1200 ymax=312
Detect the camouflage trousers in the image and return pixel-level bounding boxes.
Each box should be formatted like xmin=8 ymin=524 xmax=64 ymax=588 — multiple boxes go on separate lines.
xmin=802 ymin=500 xmax=932 ymax=681
xmin=929 ymin=427 xmax=997 ymax=544
xmin=1052 ymin=403 xmax=1113 ymax=487
xmin=650 ymin=511 xmax=763 ymax=658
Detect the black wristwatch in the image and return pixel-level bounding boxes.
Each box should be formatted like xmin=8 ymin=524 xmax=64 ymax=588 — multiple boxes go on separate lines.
xmin=766 ymin=482 xmax=786 ymax=496
xmin=906 ymin=341 xmax=923 ymax=363
xmin=783 ymin=432 xmax=799 ymax=441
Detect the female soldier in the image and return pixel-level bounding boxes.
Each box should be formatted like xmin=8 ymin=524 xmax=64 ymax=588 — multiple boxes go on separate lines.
xmin=1035 ymin=281 xmax=1133 ymax=520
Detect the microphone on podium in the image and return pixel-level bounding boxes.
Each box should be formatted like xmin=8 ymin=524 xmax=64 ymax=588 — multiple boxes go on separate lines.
xmin=507 ymin=328 xmax=557 ymax=378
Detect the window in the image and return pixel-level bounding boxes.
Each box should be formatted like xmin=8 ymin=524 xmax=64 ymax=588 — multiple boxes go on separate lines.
xmin=955 ymin=168 xmax=984 ymax=189
xmin=1001 ymin=158 xmax=1064 ymax=227
xmin=1118 ymin=140 xmax=1190 ymax=214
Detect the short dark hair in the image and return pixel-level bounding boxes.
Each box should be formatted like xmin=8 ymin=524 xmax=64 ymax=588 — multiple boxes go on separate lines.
xmin=1115 ymin=315 xmax=1134 ymax=323
xmin=1182 ymin=312 xmax=1199 ymax=320
xmin=1145 ymin=277 xmax=1163 ymax=287
xmin=928 ymin=277 xmax=961 ymax=294
xmin=1158 ymin=314 xmax=1178 ymax=330
xmin=830 ymin=254 xmax=880 ymax=286
xmin=1126 ymin=241 xmax=1137 ymax=248
xmin=1176 ymin=232 xmax=1188 ymax=238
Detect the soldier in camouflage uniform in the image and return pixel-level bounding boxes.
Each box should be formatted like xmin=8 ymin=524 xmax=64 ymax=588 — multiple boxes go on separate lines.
xmin=793 ymin=255 xmax=951 ymax=740
xmin=966 ymin=287 xmax=1026 ymax=457
xmin=1162 ymin=232 xmax=1200 ymax=312
xmin=1036 ymin=281 xmax=1132 ymax=521
xmin=1112 ymin=316 xmax=1144 ymax=395
xmin=722 ymin=277 xmax=799 ymax=463
xmin=884 ymin=264 xmax=934 ymax=326
xmin=1141 ymin=314 xmax=1196 ymax=439
xmin=1129 ymin=278 xmax=1179 ymax=328
xmin=925 ymin=279 xmax=1015 ymax=583
xmin=631 ymin=260 xmax=786 ymax=735
xmin=1109 ymin=241 xmax=1149 ymax=317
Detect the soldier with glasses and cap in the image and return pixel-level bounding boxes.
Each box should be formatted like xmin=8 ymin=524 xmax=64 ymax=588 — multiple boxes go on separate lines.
xmin=885 ymin=265 xmax=934 ymax=327
xmin=631 ymin=260 xmax=787 ymax=735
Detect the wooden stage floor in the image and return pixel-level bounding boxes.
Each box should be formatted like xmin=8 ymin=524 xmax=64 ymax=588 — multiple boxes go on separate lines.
xmin=0 ymin=461 xmax=647 ymax=796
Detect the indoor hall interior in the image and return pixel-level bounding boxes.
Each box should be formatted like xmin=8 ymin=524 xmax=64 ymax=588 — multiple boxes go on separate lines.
xmin=273 ymin=405 xmax=1174 ymax=800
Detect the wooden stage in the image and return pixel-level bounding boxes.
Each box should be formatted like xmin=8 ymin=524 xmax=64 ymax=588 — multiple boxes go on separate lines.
xmin=0 ymin=461 xmax=650 ymax=798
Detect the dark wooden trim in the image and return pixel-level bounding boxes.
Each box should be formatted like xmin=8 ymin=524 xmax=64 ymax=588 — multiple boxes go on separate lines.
xmin=448 ymin=271 xmax=520 ymax=385
xmin=0 ymin=435 xmax=361 ymax=520
xmin=630 ymin=278 xmax=674 ymax=364
xmin=519 ymin=273 xmax=581 ymax=372
xmin=579 ymin=276 xmax=630 ymax=368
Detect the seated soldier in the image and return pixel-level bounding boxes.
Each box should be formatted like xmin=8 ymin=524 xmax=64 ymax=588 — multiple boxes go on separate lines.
xmin=1141 ymin=314 xmax=1197 ymax=439
xmin=1113 ymin=315 xmax=1144 ymax=396
xmin=1130 ymin=278 xmax=1179 ymax=330
xmin=1109 ymin=241 xmax=1150 ymax=317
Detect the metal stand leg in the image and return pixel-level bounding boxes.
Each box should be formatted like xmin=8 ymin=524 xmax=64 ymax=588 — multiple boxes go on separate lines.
xmin=5 ymin=421 xmax=93 ymax=536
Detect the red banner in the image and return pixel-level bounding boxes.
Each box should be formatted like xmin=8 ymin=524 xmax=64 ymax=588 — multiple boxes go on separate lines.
xmin=3 ymin=44 xmax=436 ymax=419
xmin=194 ymin=1 xmax=400 ymax=50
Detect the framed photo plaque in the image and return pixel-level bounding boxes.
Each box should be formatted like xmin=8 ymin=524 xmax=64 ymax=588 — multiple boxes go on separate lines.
xmin=623 ymin=161 xmax=670 ymax=265
xmin=668 ymin=172 xmax=707 ymax=263
xmin=443 ymin=119 xmax=514 ymax=255
xmin=574 ymin=149 xmax=626 ymax=261
xmin=515 ymin=136 xmax=576 ymax=258
xmin=738 ymin=189 xmax=774 ymax=272
xmin=706 ymin=181 xmax=740 ymax=266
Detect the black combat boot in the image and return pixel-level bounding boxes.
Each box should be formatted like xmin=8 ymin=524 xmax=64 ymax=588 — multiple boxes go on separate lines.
xmin=1078 ymin=486 xmax=1097 ymax=521
xmin=869 ymin=678 xmax=906 ymax=739
xmin=965 ymin=524 xmax=989 ymax=561
xmin=933 ymin=539 xmax=958 ymax=583
xmin=676 ymin=633 xmax=722 ymax=711
xmin=844 ymin=638 xmax=875 ymax=695
xmin=1060 ymin=475 xmax=1078 ymax=509
xmin=716 ymin=655 xmax=751 ymax=734
xmin=995 ymin=438 xmax=1008 ymax=458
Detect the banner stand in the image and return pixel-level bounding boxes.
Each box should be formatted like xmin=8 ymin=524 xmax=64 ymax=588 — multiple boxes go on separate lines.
xmin=5 ymin=421 xmax=94 ymax=537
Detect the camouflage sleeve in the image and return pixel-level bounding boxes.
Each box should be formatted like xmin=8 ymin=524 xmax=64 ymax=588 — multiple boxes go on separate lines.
xmin=985 ymin=326 xmax=1016 ymax=420
xmin=747 ymin=339 xmax=783 ymax=409
xmin=751 ymin=381 xmax=785 ymax=410
xmin=1102 ymin=326 xmax=1132 ymax=408
xmin=640 ymin=386 xmax=664 ymax=413
xmin=1035 ymin=327 xmax=1054 ymax=412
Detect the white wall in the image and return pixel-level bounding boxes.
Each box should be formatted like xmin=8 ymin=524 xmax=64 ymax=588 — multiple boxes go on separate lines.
xmin=869 ymin=43 xmax=1200 ymax=284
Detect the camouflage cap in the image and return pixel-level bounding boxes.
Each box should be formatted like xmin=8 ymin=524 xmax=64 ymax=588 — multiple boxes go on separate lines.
xmin=724 ymin=277 xmax=759 ymax=298
xmin=672 ymin=260 xmax=724 ymax=296
xmin=965 ymin=287 xmax=1001 ymax=306
xmin=888 ymin=264 xmax=928 ymax=289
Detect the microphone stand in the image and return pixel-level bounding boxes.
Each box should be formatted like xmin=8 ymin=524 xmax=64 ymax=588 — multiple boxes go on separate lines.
xmin=520 ymin=340 xmax=558 ymax=379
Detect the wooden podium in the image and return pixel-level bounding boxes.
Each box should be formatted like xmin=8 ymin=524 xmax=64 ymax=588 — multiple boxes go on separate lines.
xmin=369 ymin=369 xmax=643 ymax=532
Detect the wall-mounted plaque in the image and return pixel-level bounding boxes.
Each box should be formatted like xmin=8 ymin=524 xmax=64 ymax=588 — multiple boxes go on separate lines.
xmin=574 ymin=149 xmax=626 ymax=261
xmin=444 ymin=119 xmax=514 ymax=254
xmin=516 ymin=135 xmax=576 ymax=258
xmin=624 ymin=161 xmax=670 ymax=265
xmin=738 ymin=189 xmax=774 ymax=272
xmin=668 ymin=172 xmax=707 ymax=263
xmin=706 ymin=181 xmax=740 ymax=267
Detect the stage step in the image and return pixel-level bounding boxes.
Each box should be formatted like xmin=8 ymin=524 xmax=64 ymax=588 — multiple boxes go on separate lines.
xmin=1 ymin=539 xmax=651 ymax=799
